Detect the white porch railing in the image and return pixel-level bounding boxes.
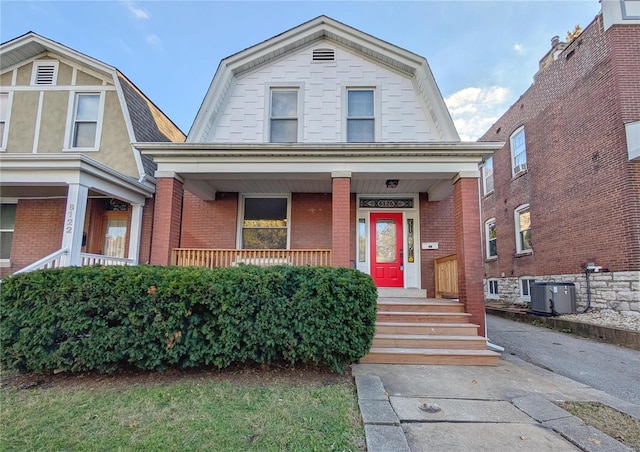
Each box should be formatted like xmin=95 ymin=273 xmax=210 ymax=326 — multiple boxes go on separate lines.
xmin=11 ymin=248 xmax=69 ymax=275
xmin=80 ymin=253 xmax=134 ymax=267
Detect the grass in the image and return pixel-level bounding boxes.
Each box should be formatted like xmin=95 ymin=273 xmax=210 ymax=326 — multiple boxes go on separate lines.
xmin=0 ymin=377 xmax=365 ymax=451
xmin=556 ymin=401 xmax=640 ymax=450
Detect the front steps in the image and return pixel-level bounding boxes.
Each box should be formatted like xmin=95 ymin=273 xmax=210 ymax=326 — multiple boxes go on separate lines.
xmin=360 ymin=297 xmax=500 ymax=366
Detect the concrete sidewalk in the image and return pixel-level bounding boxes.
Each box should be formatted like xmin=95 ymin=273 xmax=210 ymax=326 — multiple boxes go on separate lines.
xmin=353 ymin=357 xmax=639 ymax=451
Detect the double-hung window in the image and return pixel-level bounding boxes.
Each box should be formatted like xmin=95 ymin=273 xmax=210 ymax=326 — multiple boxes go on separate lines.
xmin=510 ymin=126 xmax=527 ymax=176
xmin=270 ymin=89 xmax=298 ymax=143
xmin=347 ymin=89 xmax=374 ymax=142
xmin=0 ymin=203 xmax=16 ymax=264
xmin=487 ymin=279 xmax=499 ymax=299
xmin=515 ymin=204 xmax=532 ymax=253
xmin=520 ymin=277 xmax=536 ymax=300
xmin=241 ymin=196 xmax=289 ymax=249
xmin=482 ymin=157 xmax=494 ymax=195
xmin=0 ymin=93 xmax=9 ymax=149
xmin=485 ymin=218 xmax=497 ymax=259
xmin=70 ymin=93 xmax=102 ymax=149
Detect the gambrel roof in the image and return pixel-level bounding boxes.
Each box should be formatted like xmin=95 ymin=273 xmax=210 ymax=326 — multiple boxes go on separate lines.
xmin=188 ymin=15 xmax=459 ymax=142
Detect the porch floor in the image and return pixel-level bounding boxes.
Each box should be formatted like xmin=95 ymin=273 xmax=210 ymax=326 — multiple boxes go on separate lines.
xmin=361 ymin=296 xmax=500 ymax=366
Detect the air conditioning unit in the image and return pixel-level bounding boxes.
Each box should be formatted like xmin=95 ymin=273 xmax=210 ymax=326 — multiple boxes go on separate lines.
xmin=529 ymin=282 xmax=576 ymax=316
xmin=514 ymin=163 xmax=527 ymax=174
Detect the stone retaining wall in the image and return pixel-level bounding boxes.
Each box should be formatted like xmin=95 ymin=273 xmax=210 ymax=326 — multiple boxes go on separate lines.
xmin=484 ymin=271 xmax=640 ymax=315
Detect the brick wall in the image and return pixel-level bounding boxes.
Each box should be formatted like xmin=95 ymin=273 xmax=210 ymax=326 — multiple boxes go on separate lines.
xmin=181 ymin=191 xmax=238 ymax=249
xmin=139 ymin=196 xmax=155 ymax=264
xmin=331 ymin=178 xmax=352 ymax=267
xmin=150 ymin=177 xmax=183 ymax=265
xmin=1 ymin=198 xmax=65 ymax=278
xmin=290 ymin=193 xmax=332 ymax=249
xmin=479 ymin=15 xmax=640 ymax=309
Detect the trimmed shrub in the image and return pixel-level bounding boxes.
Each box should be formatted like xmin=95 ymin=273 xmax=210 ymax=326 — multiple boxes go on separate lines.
xmin=0 ymin=265 xmax=377 ymax=374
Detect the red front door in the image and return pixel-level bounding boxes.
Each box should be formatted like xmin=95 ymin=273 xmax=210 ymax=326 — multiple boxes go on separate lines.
xmin=370 ymin=212 xmax=404 ymax=287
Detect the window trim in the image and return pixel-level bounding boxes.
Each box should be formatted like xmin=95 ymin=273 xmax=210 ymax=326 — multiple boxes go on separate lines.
xmin=485 ymin=218 xmax=497 ymax=259
xmin=519 ymin=276 xmax=536 ymax=301
xmin=514 ymin=204 xmax=532 ymax=254
xmin=0 ymin=200 xmax=17 ymax=266
xmin=486 ymin=278 xmax=499 ymax=300
xmin=63 ymin=91 xmax=105 ymax=151
xmin=510 ymin=126 xmax=527 ymax=177
xmin=31 ymin=60 xmax=59 ymax=86
xmin=237 ymin=194 xmax=291 ymax=249
xmin=345 ymin=87 xmax=376 ymax=143
xmin=0 ymin=91 xmax=12 ymax=151
xmin=268 ymin=86 xmax=301 ymax=143
xmin=482 ymin=156 xmax=494 ymax=195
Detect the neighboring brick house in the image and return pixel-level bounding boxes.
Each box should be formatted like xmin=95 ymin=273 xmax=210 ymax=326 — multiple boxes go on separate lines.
xmin=0 ymin=32 xmax=185 ymax=278
xmin=478 ymin=0 xmax=640 ymax=314
xmin=138 ymin=16 xmax=503 ymax=336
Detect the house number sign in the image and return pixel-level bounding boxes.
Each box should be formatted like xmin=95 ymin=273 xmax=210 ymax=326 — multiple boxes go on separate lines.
xmin=359 ymin=198 xmax=414 ymax=209
xmin=66 ymin=204 xmax=75 ymax=233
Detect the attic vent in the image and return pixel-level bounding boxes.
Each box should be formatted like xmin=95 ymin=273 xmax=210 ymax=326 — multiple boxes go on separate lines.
xmin=313 ymin=48 xmax=335 ymax=62
xmin=32 ymin=62 xmax=58 ymax=85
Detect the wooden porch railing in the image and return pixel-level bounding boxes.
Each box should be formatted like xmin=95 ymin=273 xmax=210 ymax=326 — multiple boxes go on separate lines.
xmin=434 ymin=253 xmax=458 ymax=298
xmin=171 ymin=249 xmax=332 ymax=269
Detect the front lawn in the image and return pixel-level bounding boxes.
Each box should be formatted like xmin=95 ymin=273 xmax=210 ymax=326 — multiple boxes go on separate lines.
xmin=1 ymin=368 xmax=365 ymax=451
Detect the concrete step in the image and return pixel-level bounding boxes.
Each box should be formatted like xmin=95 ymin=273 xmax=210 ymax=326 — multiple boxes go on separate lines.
xmin=360 ymin=347 xmax=500 ymax=366
xmin=375 ymin=322 xmax=480 ymax=336
xmin=372 ymin=334 xmax=488 ymax=350
xmin=377 ymin=288 xmax=427 ymax=298
xmin=376 ymin=311 xmax=471 ymax=324
xmin=377 ymin=300 xmax=464 ymax=313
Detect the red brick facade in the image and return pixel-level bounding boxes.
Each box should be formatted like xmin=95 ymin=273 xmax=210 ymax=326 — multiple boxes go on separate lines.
xmin=331 ymin=177 xmax=352 ymax=268
xmin=181 ymin=191 xmax=239 ymax=249
xmin=480 ymin=14 xmax=640 ymax=289
xmin=150 ymin=177 xmax=184 ymax=265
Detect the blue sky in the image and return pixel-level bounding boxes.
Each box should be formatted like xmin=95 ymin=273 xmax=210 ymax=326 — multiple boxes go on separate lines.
xmin=1 ymin=1 xmax=601 ymax=139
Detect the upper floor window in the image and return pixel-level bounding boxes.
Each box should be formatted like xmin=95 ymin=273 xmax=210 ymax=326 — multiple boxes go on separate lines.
xmin=71 ymin=93 xmax=102 ymax=149
xmin=515 ymin=204 xmax=532 ymax=253
xmin=31 ymin=61 xmax=59 ymax=86
xmin=0 ymin=93 xmax=9 ymax=149
xmin=0 ymin=203 xmax=16 ymax=263
xmin=270 ymin=89 xmax=298 ymax=143
xmin=347 ymin=89 xmax=374 ymax=142
xmin=485 ymin=218 xmax=497 ymax=259
xmin=240 ymin=196 xmax=289 ymax=249
xmin=482 ymin=157 xmax=494 ymax=195
xmin=510 ymin=126 xmax=527 ymax=176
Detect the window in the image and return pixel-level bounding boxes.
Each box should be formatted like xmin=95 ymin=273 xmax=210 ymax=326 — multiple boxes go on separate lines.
xmin=0 ymin=93 xmax=9 ymax=149
xmin=71 ymin=93 xmax=101 ymax=148
xmin=515 ymin=204 xmax=532 ymax=253
xmin=347 ymin=89 xmax=374 ymax=142
xmin=520 ymin=277 xmax=536 ymax=300
xmin=482 ymin=157 xmax=494 ymax=194
xmin=487 ymin=279 xmax=499 ymax=299
xmin=485 ymin=218 xmax=497 ymax=259
xmin=241 ymin=197 xmax=288 ymax=249
xmin=510 ymin=126 xmax=527 ymax=175
xmin=270 ymin=89 xmax=298 ymax=143
xmin=0 ymin=203 xmax=16 ymax=263
xmin=31 ymin=61 xmax=58 ymax=86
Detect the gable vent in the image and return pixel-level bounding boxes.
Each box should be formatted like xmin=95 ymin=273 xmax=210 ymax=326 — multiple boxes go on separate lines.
xmin=35 ymin=65 xmax=56 ymax=85
xmin=313 ymin=48 xmax=335 ymax=62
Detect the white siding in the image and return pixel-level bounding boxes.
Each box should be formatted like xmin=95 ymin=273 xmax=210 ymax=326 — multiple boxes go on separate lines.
xmin=206 ymin=41 xmax=438 ymax=143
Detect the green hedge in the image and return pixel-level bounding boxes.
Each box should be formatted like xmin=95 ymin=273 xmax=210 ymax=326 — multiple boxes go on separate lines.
xmin=0 ymin=265 xmax=377 ymax=374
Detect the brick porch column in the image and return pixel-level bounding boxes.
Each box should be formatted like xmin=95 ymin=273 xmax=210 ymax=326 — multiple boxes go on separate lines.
xmin=331 ymin=171 xmax=351 ymax=268
xmin=150 ymin=174 xmax=184 ymax=265
xmin=453 ymin=174 xmax=486 ymax=335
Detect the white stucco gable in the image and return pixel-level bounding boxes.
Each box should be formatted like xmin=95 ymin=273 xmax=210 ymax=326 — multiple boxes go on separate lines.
xmin=188 ymin=16 xmax=459 ymax=143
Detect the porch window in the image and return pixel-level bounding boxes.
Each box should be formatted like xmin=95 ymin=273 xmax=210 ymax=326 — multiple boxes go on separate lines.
xmin=347 ymin=89 xmax=374 ymax=142
xmin=0 ymin=203 xmax=16 ymax=262
xmin=515 ymin=204 xmax=532 ymax=253
xmin=241 ymin=197 xmax=288 ymax=249
xmin=0 ymin=93 xmax=9 ymax=149
xmin=71 ymin=93 xmax=102 ymax=149
xmin=270 ymin=89 xmax=298 ymax=143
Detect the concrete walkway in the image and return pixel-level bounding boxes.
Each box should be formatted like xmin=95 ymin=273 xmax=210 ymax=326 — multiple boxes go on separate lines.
xmin=353 ymin=357 xmax=638 ymax=451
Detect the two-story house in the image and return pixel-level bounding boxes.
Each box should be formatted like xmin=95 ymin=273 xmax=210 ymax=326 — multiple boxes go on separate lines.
xmin=479 ymin=0 xmax=640 ymax=315
xmin=0 ymin=32 xmax=185 ymax=278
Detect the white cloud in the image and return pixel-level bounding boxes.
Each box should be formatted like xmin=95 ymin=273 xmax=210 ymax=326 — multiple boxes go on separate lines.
xmin=444 ymin=86 xmax=510 ymax=141
xmin=146 ymin=34 xmax=161 ymax=47
xmin=513 ymin=43 xmax=526 ymax=55
xmin=124 ymin=0 xmax=150 ymax=20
